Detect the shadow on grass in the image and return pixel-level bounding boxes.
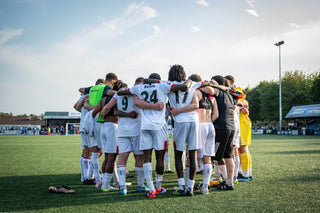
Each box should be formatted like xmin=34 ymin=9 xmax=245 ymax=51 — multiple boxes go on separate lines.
xmin=0 ymin=173 xmax=182 ymax=212
xmin=281 ymin=173 xmax=320 ymax=182
xmin=267 ymin=150 xmax=320 ymax=155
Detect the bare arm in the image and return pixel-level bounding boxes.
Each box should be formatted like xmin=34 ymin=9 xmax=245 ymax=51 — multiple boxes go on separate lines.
xmin=101 ymin=97 xmax=117 ymax=117
xmin=241 ymin=102 xmax=249 ymax=115
xmin=211 ymin=97 xmax=219 ymax=122
xmin=200 ymin=86 xmax=215 ymax=96
xmin=114 ymin=107 xmax=138 ymax=118
xmin=117 ymin=89 xmax=131 ymax=96
xmin=170 ymin=90 xmax=200 ymax=116
xmin=74 ymin=102 xmax=81 ymax=112
xmin=84 ymin=100 xmax=96 ymax=111
xmin=107 ymin=89 xmax=117 ymax=96
xmin=134 ymin=95 xmax=164 ymax=111
xmin=74 ymin=95 xmax=88 ymax=112
xmin=79 ymin=88 xmax=86 ymax=94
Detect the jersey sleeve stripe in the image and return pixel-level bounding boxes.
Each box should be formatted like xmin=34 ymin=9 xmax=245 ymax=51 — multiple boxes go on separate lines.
xmin=170 ymin=84 xmax=174 ymax=91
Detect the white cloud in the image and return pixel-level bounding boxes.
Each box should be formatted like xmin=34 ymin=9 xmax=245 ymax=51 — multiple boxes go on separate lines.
xmin=0 ymin=3 xmax=159 ymax=115
xmin=196 ymin=0 xmax=208 ymax=7
xmin=141 ymin=5 xmax=157 ymax=19
xmin=288 ymin=22 xmax=301 ymax=29
xmin=246 ymin=9 xmax=259 ymax=17
xmin=245 ymin=0 xmax=256 ymax=8
xmin=67 ymin=2 xmax=157 ymax=44
xmin=153 ymin=24 xmax=160 ymax=34
xmin=191 ymin=26 xmax=200 ymax=32
xmin=0 ymin=29 xmax=23 ymax=46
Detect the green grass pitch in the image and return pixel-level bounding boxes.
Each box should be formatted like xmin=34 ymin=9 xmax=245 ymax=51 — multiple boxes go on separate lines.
xmin=0 ymin=135 xmax=320 ymax=212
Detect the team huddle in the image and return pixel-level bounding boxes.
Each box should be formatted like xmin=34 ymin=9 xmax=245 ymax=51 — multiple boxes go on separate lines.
xmin=74 ymin=65 xmax=253 ymax=198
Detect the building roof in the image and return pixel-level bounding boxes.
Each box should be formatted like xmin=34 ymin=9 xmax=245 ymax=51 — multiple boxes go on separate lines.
xmin=0 ymin=116 xmax=45 ymax=125
xmin=285 ymin=104 xmax=320 ymax=119
xmin=44 ymin=111 xmax=81 ymax=119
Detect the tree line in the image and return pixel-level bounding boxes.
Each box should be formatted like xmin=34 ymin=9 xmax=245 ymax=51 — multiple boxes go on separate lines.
xmin=243 ymin=70 xmax=320 ymax=127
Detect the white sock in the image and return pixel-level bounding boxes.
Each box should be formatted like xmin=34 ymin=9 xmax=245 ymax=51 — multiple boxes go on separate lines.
xmin=178 ymin=178 xmax=185 ymax=190
xmin=101 ymin=173 xmax=107 ymax=188
xmin=226 ymin=178 xmax=233 ymax=187
xmin=88 ymin=159 xmax=94 ymax=180
xmin=249 ymin=168 xmax=252 ymax=177
xmin=117 ymin=166 xmax=127 ymax=189
xmin=239 ymin=165 xmax=243 ymax=175
xmin=155 ymin=175 xmax=163 ymax=189
xmin=164 ymin=151 xmax=170 ymax=170
xmin=83 ymin=158 xmax=90 ymax=180
xmin=184 ymin=167 xmax=190 ymax=186
xmin=218 ymin=164 xmax=227 ymax=180
xmin=91 ymin=152 xmax=100 ymax=183
xmin=243 ymin=170 xmax=249 ymax=177
xmin=135 ymin=166 xmax=145 ymax=187
xmin=234 ymin=155 xmax=240 ymax=180
xmin=80 ymin=156 xmax=84 ymax=182
xmin=203 ymin=164 xmax=212 ymax=186
xmin=143 ymin=163 xmax=154 ymax=191
xmin=187 ymin=179 xmax=195 ymax=190
xmin=105 ymin=173 xmax=113 ymax=187
xmin=112 ymin=163 xmax=119 ymax=186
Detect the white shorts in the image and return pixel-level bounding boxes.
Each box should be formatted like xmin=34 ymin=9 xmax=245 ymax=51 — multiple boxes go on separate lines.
xmin=117 ymin=135 xmax=143 ymax=155
xmin=140 ymin=124 xmax=168 ymax=151
xmin=233 ymin=120 xmax=240 ymax=149
xmin=90 ymin=122 xmax=103 ymax=148
xmin=197 ymin=122 xmax=215 ymax=158
xmin=101 ymin=122 xmax=118 ymax=154
xmin=173 ymin=122 xmax=201 ymax=152
xmin=80 ymin=132 xmax=90 ymax=149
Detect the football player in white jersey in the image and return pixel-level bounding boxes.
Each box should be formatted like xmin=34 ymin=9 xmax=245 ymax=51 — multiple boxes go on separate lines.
xmin=166 ymin=65 xmax=213 ymax=196
xmin=91 ymin=80 xmax=127 ymax=192
xmin=117 ymin=77 xmax=189 ymax=198
xmin=74 ymin=78 xmax=104 ymax=185
xmin=101 ymin=77 xmax=153 ymax=195
xmin=80 ymin=73 xmax=118 ymax=188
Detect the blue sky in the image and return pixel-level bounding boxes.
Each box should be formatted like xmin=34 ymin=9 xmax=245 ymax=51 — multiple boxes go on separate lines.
xmin=1 ymin=0 xmax=320 ymax=115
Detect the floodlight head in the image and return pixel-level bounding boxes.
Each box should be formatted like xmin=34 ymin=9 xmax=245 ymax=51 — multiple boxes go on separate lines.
xmin=274 ymin=41 xmax=284 ymax=46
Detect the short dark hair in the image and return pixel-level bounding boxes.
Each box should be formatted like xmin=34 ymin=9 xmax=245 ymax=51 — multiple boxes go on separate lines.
xmin=224 ymin=78 xmax=230 ymax=87
xmin=168 ymin=64 xmax=186 ymax=82
xmin=135 ymin=77 xmax=144 ymax=85
xmin=112 ymin=80 xmax=127 ymax=91
xmin=105 ymin=73 xmax=118 ymax=81
xmin=188 ymin=74 xmax=202 ymax=82
xmin=224 ymin=75 xmax=234 ymax=85
xmin=211 ymin=75 xmax=225 ymax=86
xmin=95 ymin=78 xmax=104 ymax=85
xmin=148 ymin=73 xmax=161 ymax=80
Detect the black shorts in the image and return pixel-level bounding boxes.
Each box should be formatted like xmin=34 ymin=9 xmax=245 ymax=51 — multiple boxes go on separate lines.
xmin=212 ymin=129 xmax=235 ymax=161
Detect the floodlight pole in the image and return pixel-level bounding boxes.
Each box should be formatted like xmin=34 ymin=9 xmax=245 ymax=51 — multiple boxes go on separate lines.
xmin=274 ymin=41 xmax=284 ymax=131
